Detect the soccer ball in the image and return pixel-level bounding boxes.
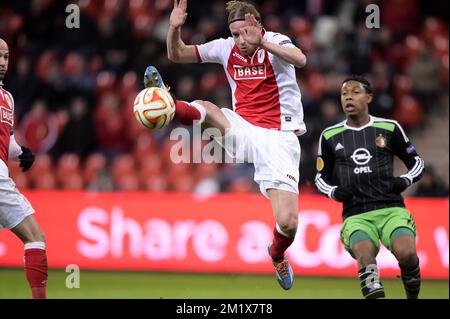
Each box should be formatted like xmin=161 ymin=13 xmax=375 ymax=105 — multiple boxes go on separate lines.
xmin=133 ymin=87 xmax=176 ymax=129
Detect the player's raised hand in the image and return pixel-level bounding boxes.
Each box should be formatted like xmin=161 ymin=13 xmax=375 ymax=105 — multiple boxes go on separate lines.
xmin=18 ymin=146 xmax=35 ymax=172
xmin=240 ymin=13 xmax=262 ymax=47
xmin=170 ymin=0 xmax=188 ymax=29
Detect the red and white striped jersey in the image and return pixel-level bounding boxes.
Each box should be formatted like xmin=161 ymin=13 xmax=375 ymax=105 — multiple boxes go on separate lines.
xmin=196 ymin=31 xmax=306 ymax=135
xmin=0 ymin=85 xmax=14 ymax=165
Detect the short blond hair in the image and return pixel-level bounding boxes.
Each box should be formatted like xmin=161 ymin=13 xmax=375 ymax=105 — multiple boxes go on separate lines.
xmin=226 ymin=0 xmax=261 ymax=25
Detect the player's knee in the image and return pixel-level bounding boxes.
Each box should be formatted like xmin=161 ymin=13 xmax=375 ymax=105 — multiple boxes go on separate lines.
xmin=277 ymin=216 xmax=298 ymax=237
xmin=396 ymin=249 xmax=418 ymax=268
xmin=195 ymin=100 xmax=219 ymax=114
xmin=353 ymin=242 xmax=376 ymax=266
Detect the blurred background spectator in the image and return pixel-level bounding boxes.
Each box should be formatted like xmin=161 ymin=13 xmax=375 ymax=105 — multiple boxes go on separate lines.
xmin=1 ymin=0 xmax=448 ymax=196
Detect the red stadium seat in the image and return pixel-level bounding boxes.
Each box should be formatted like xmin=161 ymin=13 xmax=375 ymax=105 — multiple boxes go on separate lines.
xmin=404 ymin=35 xmax=423 ymax=62
xmin=263 ymin=15 xmax=282 ymax=33
xmin=199 ymin=72 xmax=218 ymax=97
xmin=62 ymin=52 xmax=83 ymax=76
xmin=60 ymin=172 xmax=84 ymax=190
xmin=307 ymin=72 xmax=326 ymax=100
xmin=167 ymin=162 xmax=192 ymax=190
xmin=33 ymin=171 xmax=57 ymax=190
xmin=112 ymin=154 xmax=136 ymax=180
xmin=119 ymin=71 xmax=139 ymax=101
xmin=35 ymin=51 xmax=56 ymax=80
xmin=393 ymin=75 xmax=412 ymax=101
xmin=88 ymin=55 xmax=103 ymax=74
xmin=289 ymin=16 xmax=311 ymax=37
xmin=170 ymin=173 xmax=195 ymax=192
xmin=391 ymin=95 xmax=424 ymax=130
xmin=33 ymin=154 xmax=53 ymax=172
xmin=226 ymin=177 xmax=255 ymax=193
xmin=57 ymin=153 xmax=81 ymax=182
xmin=30 ymin=154 xmax=54 ymax=184
xmin=431 ymin=34 xmax=449 ymax=58
xmin=132 ymin=13 xmax=156 ymax=39
xmin=116 ymin=173 xmax=140 ymax=191
xmin=95 ymin=71 xmax=117 ymax=95
xmin=141 ymin=173 xmax=169 ymax=192
xmin=99 ymin=0 xmax=123 ymax=18
xmin=127 ymin=0 xmax=150 ymax=20
xmin=421 ymin=17 xmax=448 ymax=44
xmin=138 ymin=154 xmax=163 ymax=177
xmin=133 ymin=132 xmax=157 ymax=162
xmin=78 ymin=0 xmax=100 ymax=20
xmin=84 ymin=153 xmax=107 ymax=184
xmin=8 ymin=14 xmax=24 ymax=36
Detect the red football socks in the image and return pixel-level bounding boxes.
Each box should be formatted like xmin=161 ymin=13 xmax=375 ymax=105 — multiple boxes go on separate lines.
xmin=24 ymin=242 xmax=48 ymax=299
xmin=175 ymin=100 xmax=206 ymax=125
xmin=270 ymin=226 xmax=295 ymax=260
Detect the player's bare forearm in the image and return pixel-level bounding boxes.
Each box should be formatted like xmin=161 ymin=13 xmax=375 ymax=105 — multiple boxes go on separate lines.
xmin=166 ymin=26 xmax=197 ymax=63
xmin=261 ymin=40 xmax=307 ymax=68
xmin=167 ymin=26 xmax=183 ymax=62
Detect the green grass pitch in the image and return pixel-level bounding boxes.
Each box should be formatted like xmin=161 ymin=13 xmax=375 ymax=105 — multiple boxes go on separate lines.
xmin=0 ymin=268 xmax=448 ymax=299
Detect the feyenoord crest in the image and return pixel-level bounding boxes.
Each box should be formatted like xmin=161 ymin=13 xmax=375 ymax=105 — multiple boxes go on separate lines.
xmin=375 ymin=134 xmax=386 ymax=148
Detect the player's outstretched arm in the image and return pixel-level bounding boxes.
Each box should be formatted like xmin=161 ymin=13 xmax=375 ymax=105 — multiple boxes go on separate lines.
xmin=167 ymin=0 xmax=198 ymax=63
xmin=240 ymin=13 xmax=307 ymax=68
xmin=260 ymin=39 xmax=307 ymax=68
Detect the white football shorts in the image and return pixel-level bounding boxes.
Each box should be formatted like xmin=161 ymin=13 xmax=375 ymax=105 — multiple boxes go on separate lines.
xmin=214 ymin=108 xmax=301 ymax=199
xmin=0 ymin=160 xmax=35 ymax=230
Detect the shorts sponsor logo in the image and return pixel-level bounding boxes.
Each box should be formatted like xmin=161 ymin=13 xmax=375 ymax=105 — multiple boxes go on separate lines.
xmin=0 ymin=106 xmax=13 ymax=126
xmin=286 ymin=174 xmax=297 ymax=183
xmin=233 ymin=64 xmax=266 ymax=80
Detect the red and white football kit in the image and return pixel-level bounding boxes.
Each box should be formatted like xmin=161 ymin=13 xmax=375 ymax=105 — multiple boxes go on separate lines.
xmin=0 ymin=85 xmax=34 ymax=230
xmin=196 ymin=31 xmax=306 ymax=197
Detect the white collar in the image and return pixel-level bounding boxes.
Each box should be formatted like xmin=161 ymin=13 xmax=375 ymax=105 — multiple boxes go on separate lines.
xmin=344 ymin=115 xmax=374 ymax=131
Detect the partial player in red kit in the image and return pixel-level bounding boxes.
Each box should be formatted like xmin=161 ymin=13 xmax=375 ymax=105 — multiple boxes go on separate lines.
xmin=144 ymin=0 xmax=307 ymax=290
xmin=0 ymin=38 xmax=47 ymax=299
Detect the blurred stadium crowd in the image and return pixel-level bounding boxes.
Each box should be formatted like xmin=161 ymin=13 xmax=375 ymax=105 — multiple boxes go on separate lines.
xmin=0 ymin=0 xmax=448 ymax=196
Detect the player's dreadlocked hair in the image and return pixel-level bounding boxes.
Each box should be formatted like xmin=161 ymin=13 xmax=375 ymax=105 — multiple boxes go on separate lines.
xmin=226 ymin=0 xmax=261 ymax=25
xmin=343 ymin=76 xmax=373 ymax=94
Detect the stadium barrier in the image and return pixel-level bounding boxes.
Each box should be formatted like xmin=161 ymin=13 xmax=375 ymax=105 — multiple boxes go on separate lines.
xmin=0 ymin=192 xmax=448 ymax=279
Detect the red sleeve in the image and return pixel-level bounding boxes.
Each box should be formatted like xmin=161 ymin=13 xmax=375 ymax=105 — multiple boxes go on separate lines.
xmin=194 ymin=45 xmax=202 ymax=63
